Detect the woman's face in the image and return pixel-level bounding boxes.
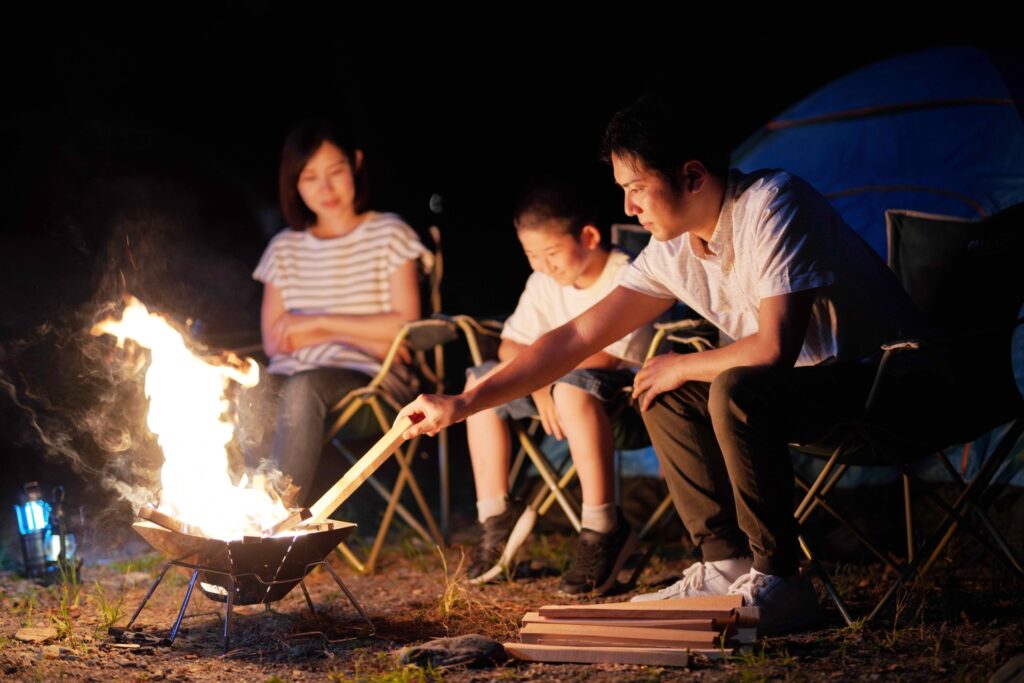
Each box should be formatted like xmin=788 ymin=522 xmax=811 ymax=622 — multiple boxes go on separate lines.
xmin=296 ymin=141 xmax=361 ymax=219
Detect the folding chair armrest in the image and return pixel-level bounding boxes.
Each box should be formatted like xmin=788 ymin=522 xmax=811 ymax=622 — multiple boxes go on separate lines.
xmin=880 ymin=339 xmax=924 ymax=353
xmin=646 ymin=318 xmax=717 ymax=360
xmin=444 ymin=314 xmax=505 ymax=366
xmin=402 ymin=318 xmax=459 ymax=351
xmin=653 ymin=318 xmax=715 ymax=334
xmin=863 ymin=338 xmax=926 ymax=413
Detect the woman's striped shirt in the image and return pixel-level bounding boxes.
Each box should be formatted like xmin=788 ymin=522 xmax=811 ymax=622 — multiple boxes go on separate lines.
xmin=253 ymin=212 xmax=426 ymax=376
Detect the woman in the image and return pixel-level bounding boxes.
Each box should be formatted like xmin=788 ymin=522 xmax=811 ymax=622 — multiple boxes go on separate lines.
xmin=251 ymin=120 xmax=424 ymax=502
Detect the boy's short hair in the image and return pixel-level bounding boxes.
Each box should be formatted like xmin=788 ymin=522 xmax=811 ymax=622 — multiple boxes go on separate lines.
xmin=601 ymin=92 xmax=731 ymax=190
xmin=512 ymin=178 xmax=600 ymax=240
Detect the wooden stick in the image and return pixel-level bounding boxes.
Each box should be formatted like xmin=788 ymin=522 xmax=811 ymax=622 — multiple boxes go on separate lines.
xmin=520 ymin=623 xmax=720 ymax=649
xmin=137 ymin=506 xmax=194 ymax=535
xmin=265 ymin=507 xmax=311 ymax=536
xmin=537 ymin=595 xmax=743 ymax=620
xmin=522 ymin=612 xmax=718 ymax=630
xmin=290 ymin=415 xmax=415 ymax=529
xmin=504 ymin=643 xmax=700 ymax=667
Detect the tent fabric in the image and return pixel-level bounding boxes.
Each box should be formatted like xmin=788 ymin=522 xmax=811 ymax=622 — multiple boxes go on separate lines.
xmin=732 ymin=45 xmax=1024 ymax=257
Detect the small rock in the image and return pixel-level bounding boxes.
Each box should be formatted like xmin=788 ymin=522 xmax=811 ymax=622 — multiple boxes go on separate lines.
xmin=123 ymin=572 xmax=152 ymax=586
xmin=14 ymin=627 xmax=58 ymax=643
xmin=292 ymin=670 xmax=303 ymax=678
xmin=41 ymin=645 xmax=74 ymax=659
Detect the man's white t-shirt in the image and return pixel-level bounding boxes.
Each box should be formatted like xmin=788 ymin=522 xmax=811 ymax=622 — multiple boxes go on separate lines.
xmin=620 ymin=169 xmax=925 ymax=366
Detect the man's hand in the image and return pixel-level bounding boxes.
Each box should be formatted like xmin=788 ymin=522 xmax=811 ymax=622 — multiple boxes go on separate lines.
xmin=632 ymin=352 xmax=691 ymax=412
xmin=398 ymin=393 xmax=467 ymax=439
xmin=531 ymin=384 xmax=564 ymax=440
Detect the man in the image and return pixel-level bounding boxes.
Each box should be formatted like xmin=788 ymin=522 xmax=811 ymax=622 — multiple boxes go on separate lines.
xmin=400 ymin=94 xmax=936 ymax=634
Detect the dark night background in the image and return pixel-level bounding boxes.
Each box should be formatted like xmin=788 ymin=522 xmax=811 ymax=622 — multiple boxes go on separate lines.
xmin=0 ymin=7 xmax=1011 ymax=556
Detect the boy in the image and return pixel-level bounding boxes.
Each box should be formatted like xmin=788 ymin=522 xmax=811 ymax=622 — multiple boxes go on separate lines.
xmin=465 ymin=180 xmax=652 ymax=595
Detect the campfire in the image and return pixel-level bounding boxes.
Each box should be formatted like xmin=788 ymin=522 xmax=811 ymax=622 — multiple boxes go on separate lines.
xmin=92 ymin=298 xmax=411 ymax=651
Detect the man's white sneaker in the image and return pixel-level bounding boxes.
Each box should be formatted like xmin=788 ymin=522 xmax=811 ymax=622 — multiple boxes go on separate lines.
xmin=630 ymin=561 xmax=736 ymax=602
xmin=727 ymin=569 xmax=823 ymax=636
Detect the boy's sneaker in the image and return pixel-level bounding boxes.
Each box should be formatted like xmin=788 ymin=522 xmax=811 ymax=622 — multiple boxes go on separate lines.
xmin=466 ymin=499 xmax=525 ymax=581
xmin=630 ymin=560 xmax=738 ymax=601
xmin=726 ymin=569 xmax=823 ymax=636
xmin=559 ymin=509 xmax=638 ymax=596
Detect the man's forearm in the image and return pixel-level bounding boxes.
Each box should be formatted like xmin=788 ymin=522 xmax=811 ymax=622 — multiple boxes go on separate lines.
xmin=678 ymin=332 xmax=789 ymax=382
xmin=460 ymin=323 xmax=595 ymax=416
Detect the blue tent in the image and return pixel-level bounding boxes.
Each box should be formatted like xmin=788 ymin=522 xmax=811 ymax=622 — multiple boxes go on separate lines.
xmin=734 ymin=45 xmax=1024 ymax=487
xmin=733 ymin=45 xmax=1024 ymax=256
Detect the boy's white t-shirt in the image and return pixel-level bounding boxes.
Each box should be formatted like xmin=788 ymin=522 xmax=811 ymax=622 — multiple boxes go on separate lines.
xmin=501 ymin=249 xmax=652 ymax=366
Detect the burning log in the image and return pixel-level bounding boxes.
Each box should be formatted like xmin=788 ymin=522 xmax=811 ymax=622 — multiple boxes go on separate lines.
xmin=265 ymin=507 xmax=311 ymax=536
xmin=137 ymin=506 xmax=195 ymax=535
xmin=273 ymin=415 xmax=416 ymax=534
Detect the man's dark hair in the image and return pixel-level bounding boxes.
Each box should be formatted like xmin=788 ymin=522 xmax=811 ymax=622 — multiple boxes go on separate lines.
xmin=602 ymin=92 xmax=731 ymax=189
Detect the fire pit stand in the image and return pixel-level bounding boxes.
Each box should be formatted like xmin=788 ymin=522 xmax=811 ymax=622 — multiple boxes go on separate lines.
xmin=123 ymin=557 xmax=373 ymax=653
xmin=124 ymin=521 xmax=373 ymax=653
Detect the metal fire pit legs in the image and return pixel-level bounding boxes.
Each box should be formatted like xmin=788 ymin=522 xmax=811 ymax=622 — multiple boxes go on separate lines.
xmin=122 ymin=558 xmax=374 ymax=653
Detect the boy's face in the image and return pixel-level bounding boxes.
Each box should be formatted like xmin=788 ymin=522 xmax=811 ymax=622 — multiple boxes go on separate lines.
xmin=516 ymin=223 xmax=600 ymax=287
xmin=612 ymin=153 xmax=694 ymax=242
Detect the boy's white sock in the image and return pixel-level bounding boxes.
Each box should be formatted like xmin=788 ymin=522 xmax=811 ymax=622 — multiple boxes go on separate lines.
xmin=581 ymin=502 xmax=617 ymax=533
xmin=708 ymin=556 xmax=753 ymax=582
xmin=476 ymin=496 xmax=508 ymax=523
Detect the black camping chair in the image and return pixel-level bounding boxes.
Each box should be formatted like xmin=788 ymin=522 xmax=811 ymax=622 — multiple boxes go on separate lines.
xmin=793 ymin=203 xmax=1024 ymax=624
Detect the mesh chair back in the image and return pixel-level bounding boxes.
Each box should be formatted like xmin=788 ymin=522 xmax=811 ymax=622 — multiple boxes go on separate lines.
xmin=886 ymin=204 xmax=1024 ymax=436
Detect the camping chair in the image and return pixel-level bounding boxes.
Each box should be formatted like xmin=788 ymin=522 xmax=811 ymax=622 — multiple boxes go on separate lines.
xmin=792 ymin=204 xmax=1024 ymax=624
xmin=323 ymin=227 xmax=460 ymax=574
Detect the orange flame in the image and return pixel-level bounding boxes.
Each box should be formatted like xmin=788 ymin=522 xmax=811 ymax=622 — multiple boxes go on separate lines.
xmin=93 ymin=297 xmax=291 ymax=540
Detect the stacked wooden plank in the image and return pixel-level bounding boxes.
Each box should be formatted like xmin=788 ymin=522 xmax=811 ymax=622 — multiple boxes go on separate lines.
xmin=503 ymin=595 xmax=758 ymax=667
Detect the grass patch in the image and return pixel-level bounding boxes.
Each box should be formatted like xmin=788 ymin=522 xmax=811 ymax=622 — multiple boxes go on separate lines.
xmin=110 ymin=553 xmax=163 ymax=575
xmin=91 ymin=579 xmax=126 ymax=633
xmin=330 ymin=651 xmax=444 ymax=683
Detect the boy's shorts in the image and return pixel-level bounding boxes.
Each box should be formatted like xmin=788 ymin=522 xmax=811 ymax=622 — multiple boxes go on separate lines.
xmin=465 ymin=360 xmax=635 ymax=421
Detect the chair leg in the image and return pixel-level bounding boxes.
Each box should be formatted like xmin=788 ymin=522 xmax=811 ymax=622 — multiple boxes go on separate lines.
xmin=439 ymin=426 xmax=450 ymax=543
xmin=799 ymin=535 xmax=854 ymax=626
xmin=536 ymin=464 xmax=577 ymax=516
xmin=797 ymin=463 xmax=849 ymax=525
xmin=903 ymin=474 xmax=914 ymax=563
xmin=514 ymin=423 xmax=581 ymax=531
xmin=332 ymin=439 xmax=436 ymax=545
xmin=334 ymin=544 xmax=367 ymax=574
xmin=368 ymin=400 xmax=444 ymax=547
xmin=508 ymin=420 xmax=541 ymax=490
xmin=794 ymin=441 xmax=848 ymax=520
xmin=907 ymin=469 xmax=1022 ymax=576
xmin=794 ymin=473 xmax=899 ymax=571
xmin=931 ymin=451 xmax=1024 ymax=576
xmin=866 ymin=419 xmax=1024 ymax=623
xmin=639 ymin=495 xmax=674 ymax=540
xmin=365 ymin=440 xmax=440 ymax=573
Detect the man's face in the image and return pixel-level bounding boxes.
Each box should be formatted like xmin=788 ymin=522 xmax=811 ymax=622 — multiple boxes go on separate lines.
xmin=612 ymin=153 xmax=692 ymax=242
